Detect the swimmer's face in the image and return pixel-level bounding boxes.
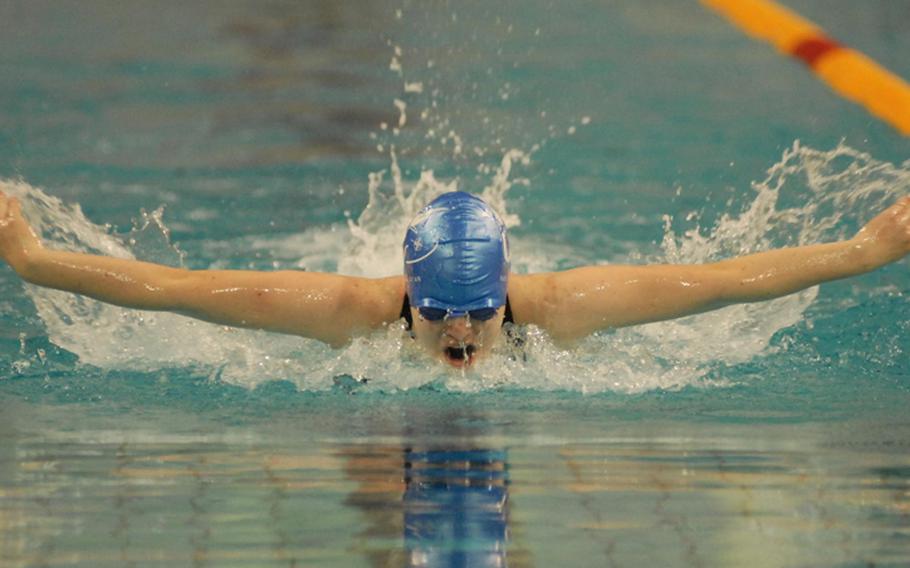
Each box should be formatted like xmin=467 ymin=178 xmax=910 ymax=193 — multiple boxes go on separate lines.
xmin=410 ymin=307 xmax=506 ymax=369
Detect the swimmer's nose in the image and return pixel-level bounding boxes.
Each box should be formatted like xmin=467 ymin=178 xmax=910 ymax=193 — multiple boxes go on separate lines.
xmin=444 ymin=316 xmax=473 ymax=339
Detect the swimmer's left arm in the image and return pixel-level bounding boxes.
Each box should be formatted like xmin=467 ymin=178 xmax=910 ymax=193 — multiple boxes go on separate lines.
xmin=512 ymin=197 xmax=910 ymax=342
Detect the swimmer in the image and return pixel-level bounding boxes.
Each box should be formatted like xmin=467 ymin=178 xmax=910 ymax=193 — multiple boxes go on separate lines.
xmin=1 ymin=190 xmax=908 ymax=368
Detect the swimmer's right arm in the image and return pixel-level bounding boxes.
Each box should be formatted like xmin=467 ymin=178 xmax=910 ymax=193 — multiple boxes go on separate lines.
xmin=510 ymin=196 xmax=910 ymax=343
xmin=0 ymin=192 xmax=404 ymax=347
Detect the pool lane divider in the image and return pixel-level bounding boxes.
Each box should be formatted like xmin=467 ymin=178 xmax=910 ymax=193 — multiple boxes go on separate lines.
xmin=702 ymin=0 xmax=910 ymax=136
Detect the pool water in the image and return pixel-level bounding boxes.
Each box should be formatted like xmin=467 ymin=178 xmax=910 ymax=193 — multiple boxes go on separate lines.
xmin=1 ymin=1 xmax=909 ymax=566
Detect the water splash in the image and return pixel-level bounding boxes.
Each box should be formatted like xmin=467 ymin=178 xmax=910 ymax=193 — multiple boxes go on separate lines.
xmin=0 ymin=143 xmax=535 ymax=391
xmin=662 ymin=141 xmax=906 ymax=264
xmin=337 ymin=144 xmax=528 ymax=277
xmin=2 ymin=142 xmax=907 ymax=393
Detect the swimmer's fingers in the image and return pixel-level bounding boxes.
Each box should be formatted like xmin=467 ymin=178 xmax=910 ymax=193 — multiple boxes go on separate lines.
xmin=0 ymin=194 xmax=42 ymax=269
xmin=854 ymin=196 xmax=910 ymax=266
xmin=10 ymin=196 xmax=23 ymax=220
xmin=900 ymin=196 xmax=910 ymax=225
xmin=858 ymin=196 xmax=909 ymax=233
xmin=891 ymin=196 xmax=910 ymax=241
xmin=0 ymin=195 xmax=23 ymax=226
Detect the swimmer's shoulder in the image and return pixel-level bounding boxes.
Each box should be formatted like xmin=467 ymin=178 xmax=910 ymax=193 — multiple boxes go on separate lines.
xmin=305 ymin=274 xmax=405 ymax=346
xmin=344 ymin=274 xmax=406 ymax=327
xmin=506 ymin=272 xmax=556 ymax=327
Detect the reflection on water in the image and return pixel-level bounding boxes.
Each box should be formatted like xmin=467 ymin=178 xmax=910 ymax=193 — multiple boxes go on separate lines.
xmin=404 ymin=448 xmax=509 ymax=567
xmin=343 ymin=446 xmax=514 ymax=567
xmin=339 ymin=446 xmax=526 ymax=567
xmin=1 ymin=396 xmax=909 ymax=567
xmin=340 ymin=407 xmax=526 ymax=567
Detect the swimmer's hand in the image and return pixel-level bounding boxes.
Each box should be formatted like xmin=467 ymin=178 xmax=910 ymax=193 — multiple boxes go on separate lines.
xmin=851 ymin=196 xmax=910 ymax=269
xmin=0 ymin=190 xmax=43 ymax=273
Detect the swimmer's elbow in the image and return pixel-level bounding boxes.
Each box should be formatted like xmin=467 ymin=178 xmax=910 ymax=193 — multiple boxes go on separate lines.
xmin=159 ymin=268 xmax=200 ymax=310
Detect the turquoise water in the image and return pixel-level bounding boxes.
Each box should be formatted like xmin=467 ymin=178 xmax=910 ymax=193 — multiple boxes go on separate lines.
xmin=2 ymin=1 xmax=909 ymax=566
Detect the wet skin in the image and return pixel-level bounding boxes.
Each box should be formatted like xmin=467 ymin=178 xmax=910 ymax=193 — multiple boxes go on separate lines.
xmin=409 ymin=307 xmax=506 ymax=369
xmin=3 ymin=189 xmax=909 ymax=365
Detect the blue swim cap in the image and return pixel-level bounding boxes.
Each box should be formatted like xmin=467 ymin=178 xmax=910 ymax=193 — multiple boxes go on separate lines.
xmin=403 ymin=192 xmax=510 ymax=314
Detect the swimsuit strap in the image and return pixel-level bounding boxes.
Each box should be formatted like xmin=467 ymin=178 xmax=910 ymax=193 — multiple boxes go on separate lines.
xmin=400 ymin=294 xmax=514 ymax=331
xmin=400 ymin=294 xmax=414 ymax=330
xmin=503 ymin=297 xmax=514 ymax=325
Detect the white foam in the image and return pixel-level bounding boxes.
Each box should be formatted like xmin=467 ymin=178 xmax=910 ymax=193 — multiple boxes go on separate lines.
xmin=3 ymin=141 xmax=907 ymax=393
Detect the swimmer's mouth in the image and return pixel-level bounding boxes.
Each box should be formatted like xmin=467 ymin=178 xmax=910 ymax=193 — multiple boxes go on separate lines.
xmin=444 ymin=345 xmax=477 ymax=364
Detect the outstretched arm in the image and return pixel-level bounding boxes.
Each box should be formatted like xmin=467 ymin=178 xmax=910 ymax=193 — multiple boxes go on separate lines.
xmin=0 ymin=191 xmax=404 ymax=347
xmin=510 ymin=197 xmax=910 ymax=343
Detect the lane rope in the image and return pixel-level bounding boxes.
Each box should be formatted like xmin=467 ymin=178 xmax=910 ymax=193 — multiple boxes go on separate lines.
xmin=702 ymin=0 xmax=910 ymax=135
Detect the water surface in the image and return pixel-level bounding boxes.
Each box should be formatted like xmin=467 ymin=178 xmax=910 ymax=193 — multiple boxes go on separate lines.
xmin=1 ymin=1 xmax=908 ymax=566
